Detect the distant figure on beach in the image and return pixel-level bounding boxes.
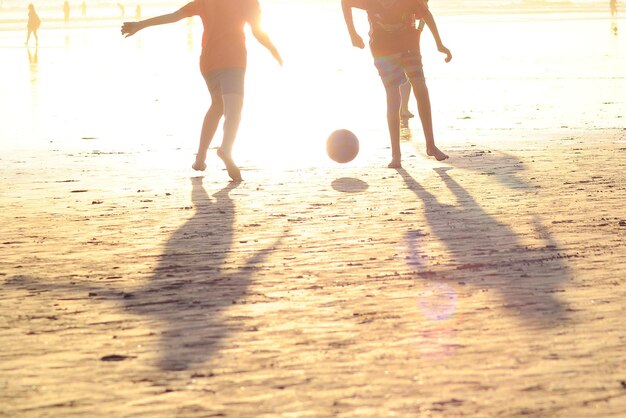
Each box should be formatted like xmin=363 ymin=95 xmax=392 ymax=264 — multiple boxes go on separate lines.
xmin=81 ymin=1 xmax=86 ymax=17
xmin=135 ymin=4 xmax=141 ymax=20
xmin=26 ymin=3 xmax=41 ymax=46
xmin=121 ymin=0 xmax=282 ymax=181
xmin=342 ymin=0 xmax=452 ymax=167
xmin=610 ymin=0 xmax=618 ymax=16
xmin=117 ymin=2 xmax=125 ymax=17
xmin=63 ymin=1 xmax=70 ymax=22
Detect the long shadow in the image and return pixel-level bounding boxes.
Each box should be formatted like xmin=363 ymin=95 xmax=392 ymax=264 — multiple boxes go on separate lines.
xmin=445 ymin=149 xmax=530 ymax=191
xmin=397 ymin=167 xmax=570 ymax=326
xmin=125 ymin=177 xmax=248 ymax=370
xmin=7 ymin=177 xmax=281 ymax=371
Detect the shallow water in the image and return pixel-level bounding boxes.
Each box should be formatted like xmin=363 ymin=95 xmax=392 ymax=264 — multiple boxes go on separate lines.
xmin=1 ymin=3 xmax=624 ymax=170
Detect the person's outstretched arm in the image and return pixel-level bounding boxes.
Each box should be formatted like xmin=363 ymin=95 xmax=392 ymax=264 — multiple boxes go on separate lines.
xmin=421 ymin=7 xmax=452 ymax=62
xmin=341 ymin=0 xmax=365 ymax=49
xmin=121 ymin=8 xmax=188 ymax=37
xmin=248 ymin=14 xmax=283 ymax=66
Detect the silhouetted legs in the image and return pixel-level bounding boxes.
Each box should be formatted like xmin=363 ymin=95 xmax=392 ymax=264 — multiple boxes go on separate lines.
xmin=193 ymin=98 xmax=223 ymax=171
xmin=409 ymin=76 xmax=448 ymax=161
xmin=377 ymin=49 xmax=448 ymax=167
xmin=26 ymin=29 xmax=38 ymax=46
xmin=384 ymin=76 xmax=448 ymax=168
xmin=192 ymin=93 xmax=242 ymax=181
xmin=217 ymin=94 xmax=243 ymax=181
xmin=400 ymin=80 xmax=414 ymax=119
xmin=194 ymin=69 xmax=244 ymax=181
xmin=384 ymin=84 xmax=402 ymax=168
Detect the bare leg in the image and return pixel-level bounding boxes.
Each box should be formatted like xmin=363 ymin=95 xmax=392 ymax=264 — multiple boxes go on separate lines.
xmin=26 ymin=30 xmax=31 ymax=45
xmin=400 ymin=80 xmax=414 ymax=119
xmin=34 ymin=30 xmax=38 ymax=45
xmin=384 ymin=84 xmax=402 ymax=168
xmin=410 ymin=77 xmax=448 ymax=161
xmin=193 ymin=99 xmax=224 ymax=171
xmin=217 ymin=93 xmax=243 ymax=181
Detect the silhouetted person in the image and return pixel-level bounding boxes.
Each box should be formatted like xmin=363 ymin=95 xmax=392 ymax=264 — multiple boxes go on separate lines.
xmin=63 ymin=1 xmax=70 ymax=22
xmin=81 ymin=1 xmax=86 ymax=17
xmin=610 ymin=0 xmax=618 ymax=16
xmin=135 ymin=4 xmax=141 ymax=20
xmin=26 ymin=3 xmax=40 ymax=46
xmin=342 ymin=0 xmax=452 ymax=167
xmin=121 ymin=0 xmax=282 ymax=181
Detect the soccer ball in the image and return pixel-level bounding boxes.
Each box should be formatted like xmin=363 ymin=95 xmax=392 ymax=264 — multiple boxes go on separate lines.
xmin=326 ymin=129 xmax=359 ymax=163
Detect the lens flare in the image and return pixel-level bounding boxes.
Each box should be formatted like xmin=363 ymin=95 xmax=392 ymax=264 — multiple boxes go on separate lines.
xmin=418 ymin=282 xmax=458 ymax=321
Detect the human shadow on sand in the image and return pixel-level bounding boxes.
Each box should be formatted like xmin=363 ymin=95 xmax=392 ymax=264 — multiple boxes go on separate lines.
xmin=125 ymin=177 xmax=283 ymax=370
xmin=445 ymin=149 xmax=531 ymax=191
xmin=397 ymin=167 xmax=570 ymax=326
xmin=7 ymin=177 xmax=282 ymax=371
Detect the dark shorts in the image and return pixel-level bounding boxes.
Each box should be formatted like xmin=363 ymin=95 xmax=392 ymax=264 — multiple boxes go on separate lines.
xmin=202 ymin=67 xmax=246 ymax=98
xmin=373 ymin=49 xmax=424 ymax=89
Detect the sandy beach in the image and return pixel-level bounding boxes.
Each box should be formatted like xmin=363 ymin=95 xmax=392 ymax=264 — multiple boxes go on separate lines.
xmin=2 ymin=2 xmax=626 ymax=417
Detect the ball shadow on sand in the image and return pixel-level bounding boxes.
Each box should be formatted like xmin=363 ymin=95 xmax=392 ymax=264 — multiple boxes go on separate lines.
xmin=397 ymin=167 xmax=571 ymax=326
xmin=331 ymin=177 xmax=369 ymax=193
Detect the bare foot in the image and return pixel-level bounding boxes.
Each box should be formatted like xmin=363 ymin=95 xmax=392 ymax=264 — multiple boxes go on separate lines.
xmin=388 ymin=156 xmax=402 ymax=169
xmin=192 ymin=160 xmax=207 ymax=171
xmin=427 ymin=146 xmax=449 ymax=161
xmin=217 ymin=148 xmax=242 ymax=181
xmin=401 ymin=111 xmax=414 ymax=119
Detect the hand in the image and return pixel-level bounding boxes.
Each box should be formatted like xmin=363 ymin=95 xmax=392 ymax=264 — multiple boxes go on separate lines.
xmin=121 ymin=21 xmax=141 ymax=38
xmin=438 ymin=44 xmax=452 ymax=63
xmin=350 ymin=33 xmax=365 ymax=49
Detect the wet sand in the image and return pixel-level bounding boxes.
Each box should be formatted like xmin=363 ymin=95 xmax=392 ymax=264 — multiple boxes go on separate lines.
xmin=2 ymin=127 xmax=626 ymax=417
